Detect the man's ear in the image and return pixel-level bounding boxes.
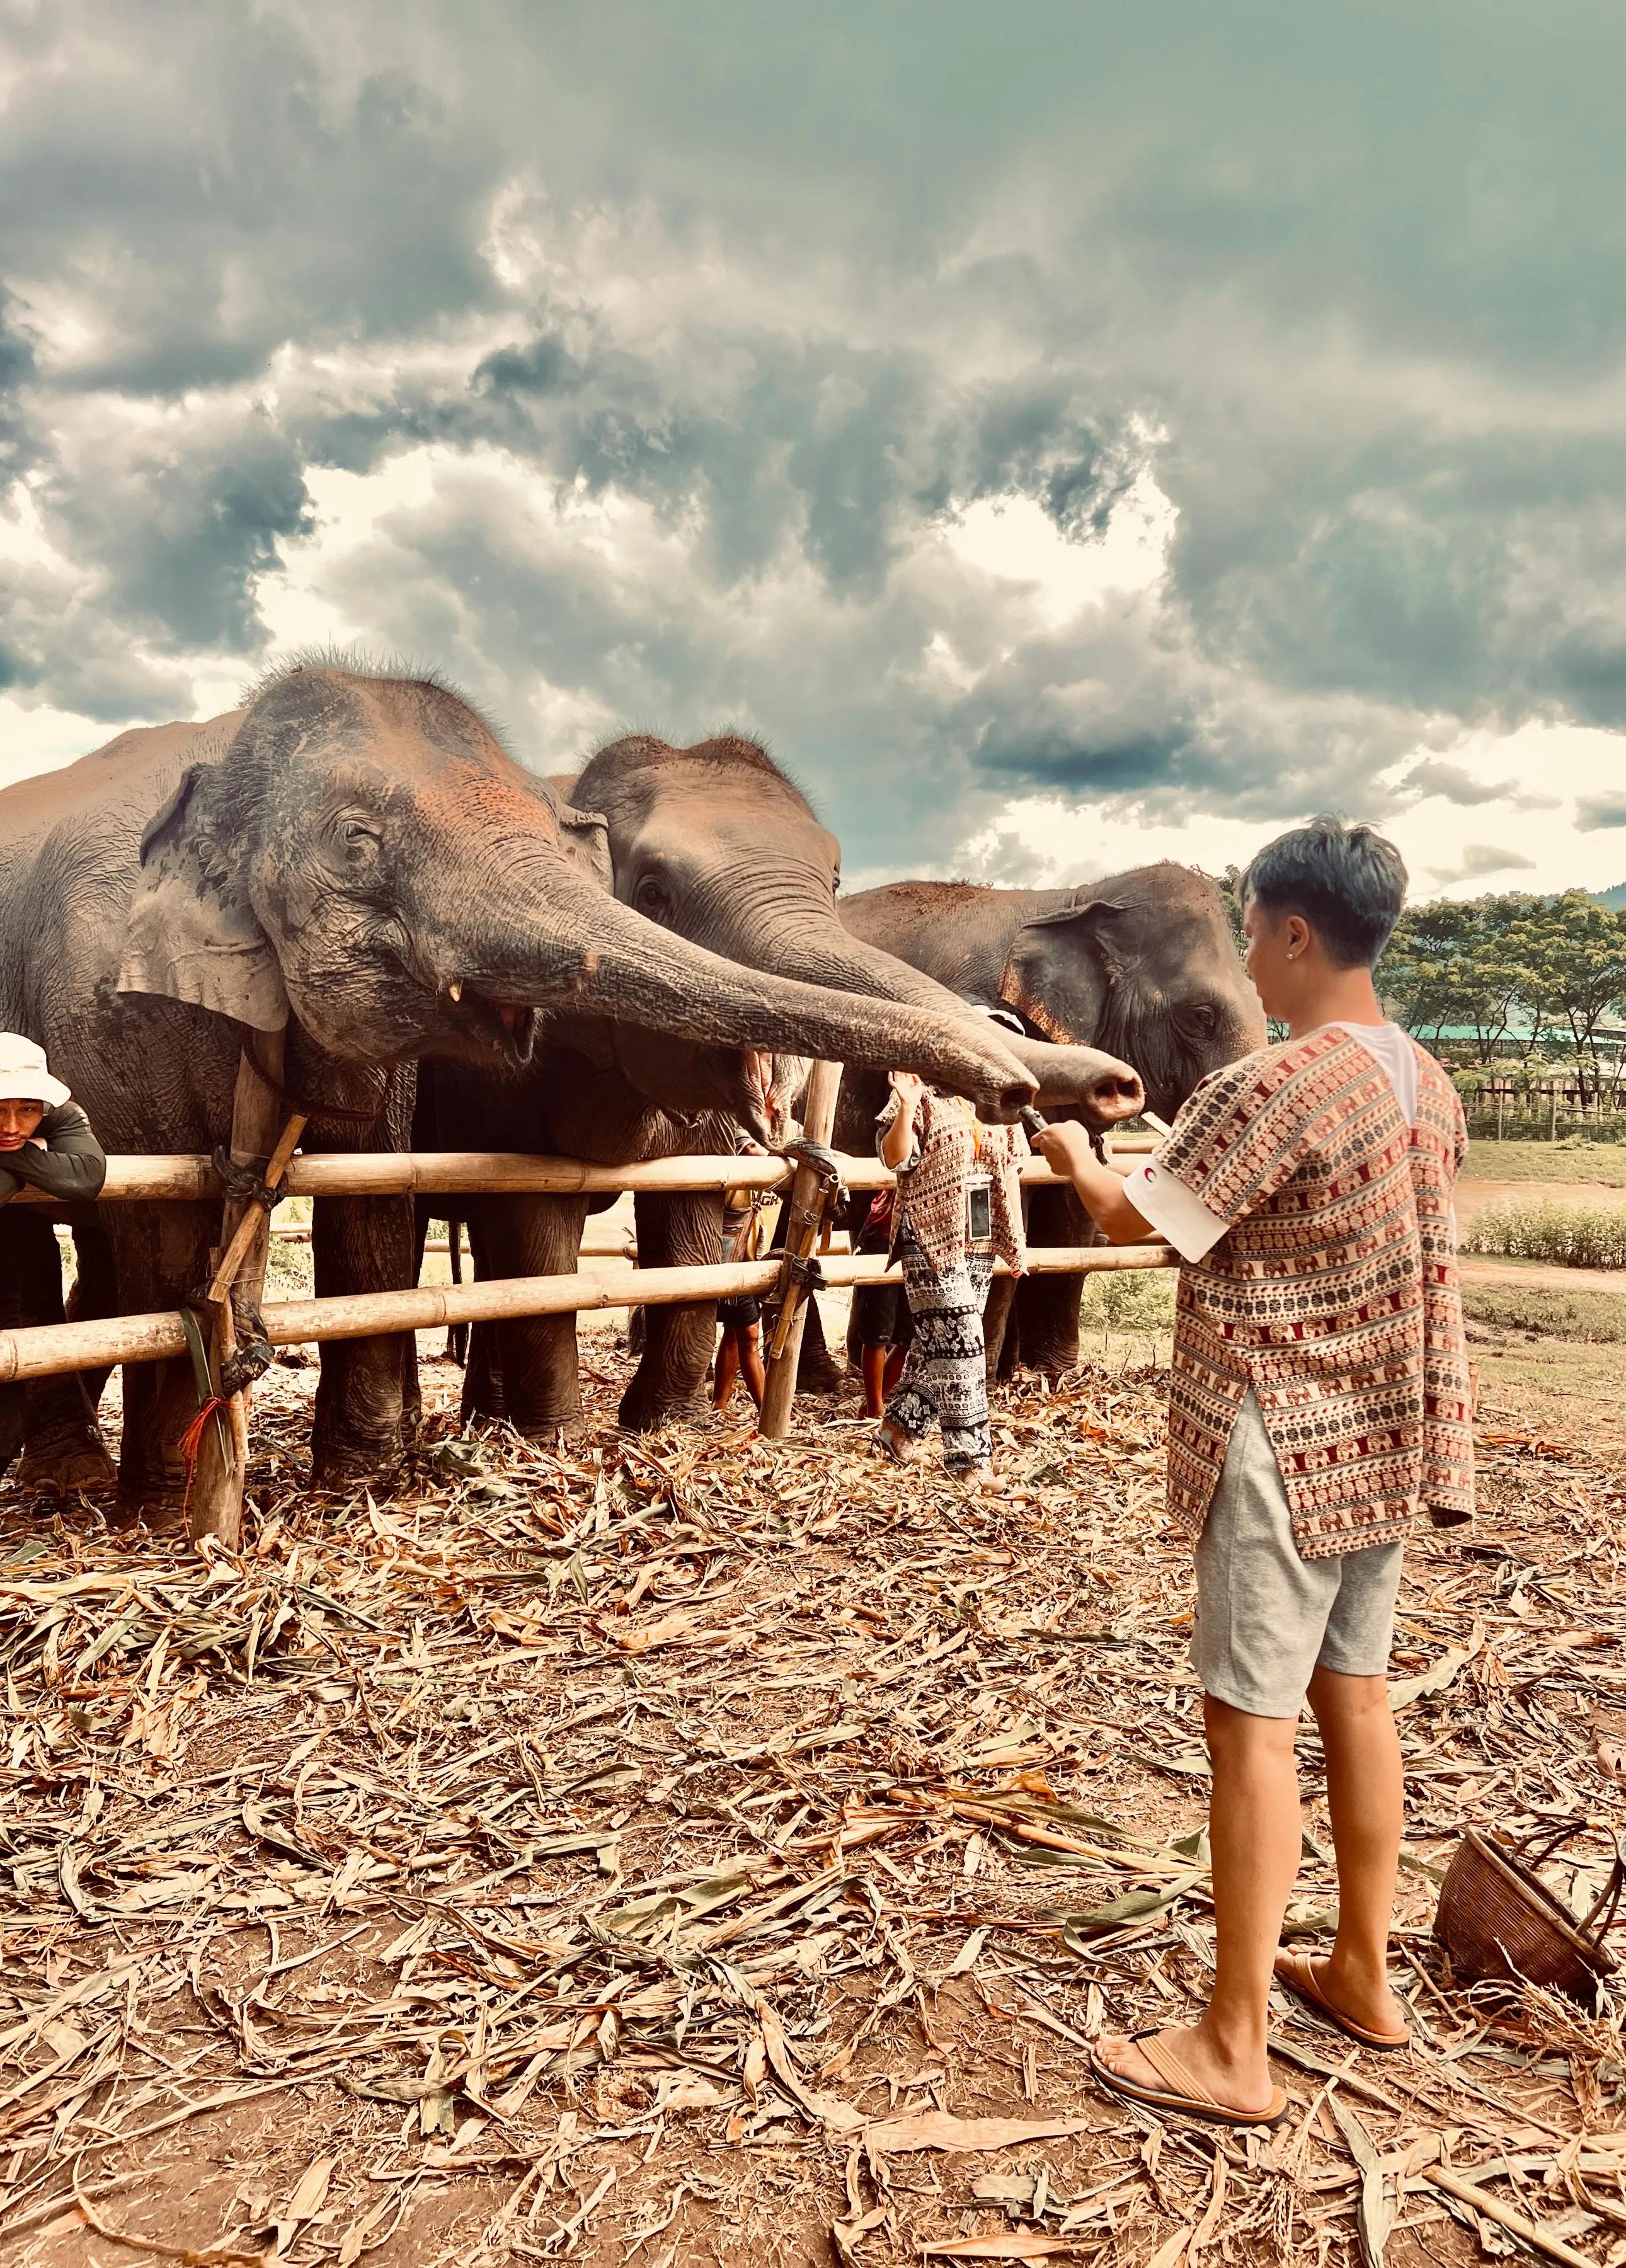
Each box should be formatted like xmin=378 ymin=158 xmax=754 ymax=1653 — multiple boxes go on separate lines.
xmin=998 ymin=896 xmax=1119 ymax=1045
xmin=117 ymin=764 xmax=289 ymax=1031
xmin=558 ymin=805 xmax=613 ymax=890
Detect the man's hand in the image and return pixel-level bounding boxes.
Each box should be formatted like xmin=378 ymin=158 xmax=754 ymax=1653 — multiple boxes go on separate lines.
xmin=1033 ymin=1120 xmax=1152 ymax=1246
xmin=1033 ymin=1121 xmax=1097 ymax=1180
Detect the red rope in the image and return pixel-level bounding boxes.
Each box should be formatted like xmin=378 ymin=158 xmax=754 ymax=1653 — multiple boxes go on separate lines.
xmin=179 ymin=1395 xmax=232 ymax=1528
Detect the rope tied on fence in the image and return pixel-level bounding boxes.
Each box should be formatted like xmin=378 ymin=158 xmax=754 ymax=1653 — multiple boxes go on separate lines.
xmin=178 ymin=1394 xmax=235 ymax=1530
xmin=777 ymin=1137 xmax=849 ymax=1208
xmin=210 ymin=1145 xmax=288 ymax=1213
xmin=777 ymin=1250 xmax=828 ymax=1298
xmin=219 ymin=1307 xmax=277 ymax=1398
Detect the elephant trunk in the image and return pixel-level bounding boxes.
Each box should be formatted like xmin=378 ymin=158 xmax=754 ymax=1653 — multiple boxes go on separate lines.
xmin=437 ymin=868 xmax=1043 ymax=1116
xmin=735 ymin=917 xmax=1145 ymax=1125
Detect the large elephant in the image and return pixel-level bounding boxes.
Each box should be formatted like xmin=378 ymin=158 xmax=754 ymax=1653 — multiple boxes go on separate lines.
xmin=0 ymin=664 xmax=1050 ymax=1506
xmin=837 ymin=869 xmax=1265 ymax=1373
xmin=422 ymin=731 xmax=1145 ymax=1435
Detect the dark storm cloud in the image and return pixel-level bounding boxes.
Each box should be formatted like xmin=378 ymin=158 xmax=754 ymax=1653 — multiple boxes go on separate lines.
xmin=0 ymin=290 xmax=38 ymax=479
xmin=3 ymin=0 xmax=1626 ymax=863
xmin=45 ymin=410 xmax=314 ymax=653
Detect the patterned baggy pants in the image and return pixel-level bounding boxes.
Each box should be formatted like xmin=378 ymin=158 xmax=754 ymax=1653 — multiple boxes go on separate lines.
xmin=884 ymin=1231 xmax=996 ymax=1473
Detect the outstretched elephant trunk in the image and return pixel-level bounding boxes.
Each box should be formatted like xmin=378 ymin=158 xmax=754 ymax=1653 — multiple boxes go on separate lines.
xmin=429 ymin=866 xmax=1076 ymax=1118
xmin=723 ymin=918 xmax=1145 ymax=1120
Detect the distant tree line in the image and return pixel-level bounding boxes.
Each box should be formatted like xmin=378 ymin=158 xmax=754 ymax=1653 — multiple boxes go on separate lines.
xmin=1378 ymin=892 xmax=1626 ymax=1092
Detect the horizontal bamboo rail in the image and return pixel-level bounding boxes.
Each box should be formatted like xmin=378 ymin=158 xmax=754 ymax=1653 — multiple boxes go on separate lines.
xmin=13 ymin=1137 xmax=1159 ymax=1205
xmin=0 ymin=1245 xmax=1176 ymax=1384
xmin=264 ymin=1227 xmax=639 ymax=1257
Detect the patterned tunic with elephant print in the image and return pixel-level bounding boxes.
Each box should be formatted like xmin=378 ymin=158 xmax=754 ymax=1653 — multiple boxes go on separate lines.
xmin=1145 ymin=1028 xmax=1474 ymax=1561
xmin=876 ymin=1087 xmax=1028 ymax=1274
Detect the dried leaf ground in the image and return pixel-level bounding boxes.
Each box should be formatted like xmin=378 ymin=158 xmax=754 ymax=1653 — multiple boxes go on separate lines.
xmin=0 ymin=1317 xmax=1622 ymax=2268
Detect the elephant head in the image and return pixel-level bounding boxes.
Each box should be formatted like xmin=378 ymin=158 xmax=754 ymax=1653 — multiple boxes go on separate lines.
xmin=992 ymin=866 xmax=1265 ymax=1120
xmin=113 ymin=663 xmax=1045 ymax=1109
xmin=565 ymin=732 xmax=1145 ymax=1124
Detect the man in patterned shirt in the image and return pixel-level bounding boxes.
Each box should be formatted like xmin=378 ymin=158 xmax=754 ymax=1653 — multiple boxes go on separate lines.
xmin=1036 ymin=820 xmax=1472 ymax=2128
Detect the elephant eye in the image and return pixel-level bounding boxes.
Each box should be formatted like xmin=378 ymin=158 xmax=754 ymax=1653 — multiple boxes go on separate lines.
xmin=338 ymin=818 xmax=382 ymax=866
xmin=634 ymin=874 xmax=671 ymax=922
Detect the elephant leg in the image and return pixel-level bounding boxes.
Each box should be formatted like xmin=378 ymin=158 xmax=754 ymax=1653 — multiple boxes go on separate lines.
xmin=64 ymin=1210 xmax=119 ymax=1411
xmin=1015 ymin=1183 xmax=1094 ymax=1378
xmin=795 ymin=1296 xmax=847 ymax=1395
xmin=456 ymin=1206 xmax=508 ymax=1423
xmin=4 ymin=1210 xmax=115 ymax=1492
xmin=981 ymin=1273 xmax=1018 ymax=1386
xmin=618 ymin=1192 xmax=719 ymax=1431
xmin=466 ymin=1196 xmax=590 ymax=1437
xmin=99 ymin=1201 xmax=218 ymax=1517
xmin=310 ymin=1193 xmax=418 ymax=1486
xmin=306 ymin=1067 xmax=419 ymax=1490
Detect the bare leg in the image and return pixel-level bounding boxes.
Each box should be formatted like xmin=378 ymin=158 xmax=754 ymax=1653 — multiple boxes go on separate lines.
xmin=883 ymin=1343 xmax=907 ymax=1397
xmin=738 ymin=1322 xmax=766 ymax=1410
xmin=713 ymin=1331 xmax=741 ymax=1410
xmin=1096 ymin=1695 xmax=1301 ymax=2112
xmin=861 ymin=1343 xmax=888 ymax=1418
xmin=1303 ymin=1666 xmax=1409 ymax=2035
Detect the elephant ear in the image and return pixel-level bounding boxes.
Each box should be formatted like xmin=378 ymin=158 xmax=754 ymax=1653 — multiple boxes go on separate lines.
xmin=999 ymin=896 xmax=1121 ymax=1045
xmin=558 ymin=804 xmax=612 ymax=890
xmin=117 ymin=765 xmax=290 ymax=1031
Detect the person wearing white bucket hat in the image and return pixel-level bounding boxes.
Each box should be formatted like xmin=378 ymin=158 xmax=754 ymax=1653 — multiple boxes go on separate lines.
xmin=0 ymin=1035 xmax=112 ymax=1490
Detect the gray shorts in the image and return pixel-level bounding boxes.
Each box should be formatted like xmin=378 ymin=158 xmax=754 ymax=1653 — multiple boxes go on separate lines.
xmin=1191 ymin=1390 xmax=1403 ymax=1719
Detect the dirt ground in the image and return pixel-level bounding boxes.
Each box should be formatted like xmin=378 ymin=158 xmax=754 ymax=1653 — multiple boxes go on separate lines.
xmin=0 ymin=1312 xmax=1623 ymax=2268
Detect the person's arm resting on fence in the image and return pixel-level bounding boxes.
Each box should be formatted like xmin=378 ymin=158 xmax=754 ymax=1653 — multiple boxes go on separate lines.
xmin=0 ymin=1100 xmax=107 ymax=1206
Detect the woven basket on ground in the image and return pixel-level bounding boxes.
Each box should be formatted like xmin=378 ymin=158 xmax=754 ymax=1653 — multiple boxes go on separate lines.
xmin=1434 ymin=1822 xmax=1624 ymax=2003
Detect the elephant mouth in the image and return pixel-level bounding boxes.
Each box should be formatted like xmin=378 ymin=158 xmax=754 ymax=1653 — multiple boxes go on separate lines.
xmin=442 ymin=983 xmax=540 ymax=1065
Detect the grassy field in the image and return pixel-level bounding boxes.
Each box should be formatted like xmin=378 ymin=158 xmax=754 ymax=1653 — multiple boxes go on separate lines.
xmin=1462 ymin=1135 xmax=1626 ymax=1183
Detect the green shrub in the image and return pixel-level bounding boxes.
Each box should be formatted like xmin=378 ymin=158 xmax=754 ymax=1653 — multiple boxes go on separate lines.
xmin=1462 ymin=1196 xmax=1626 ymax=1269
xmin=1078 ymin=1266 xmax=1177 ymax=1331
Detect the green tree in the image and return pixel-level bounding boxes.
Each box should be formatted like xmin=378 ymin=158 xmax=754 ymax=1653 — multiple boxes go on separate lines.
xmin=1504 ymin=893 xmax=1626 ymax=1099
xmin=1380 ymin=893 xmax=1540 ymax=1061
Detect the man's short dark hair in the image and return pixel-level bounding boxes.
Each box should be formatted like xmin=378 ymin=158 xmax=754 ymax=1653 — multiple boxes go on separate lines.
xmin=1242 ymin=818 xmax=1407 ymax=970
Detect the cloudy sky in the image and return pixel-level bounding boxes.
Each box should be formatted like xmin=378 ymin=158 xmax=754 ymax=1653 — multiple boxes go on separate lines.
xmin=3 ymin=0 xmax=1626 ymax=898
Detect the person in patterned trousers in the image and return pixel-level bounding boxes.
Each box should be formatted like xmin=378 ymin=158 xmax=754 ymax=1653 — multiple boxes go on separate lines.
xmin=874 ymin=1058 xmax=1028 ymax=1479
xmin=1037 ymin=820 xmax=1473 ymax=2130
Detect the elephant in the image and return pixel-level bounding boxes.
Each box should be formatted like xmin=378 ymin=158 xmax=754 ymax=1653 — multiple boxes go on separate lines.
xmin=836 ymin=868 xmax=1265 ymax=1375
xmin=0 ymin=663 xmax=1054 ymax=1507
xmin=425 ymin=731 xmax=1145 ymax=1436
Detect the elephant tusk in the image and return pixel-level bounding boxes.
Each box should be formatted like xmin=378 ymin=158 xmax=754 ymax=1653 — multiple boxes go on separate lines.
xmin=447 ymin=980 xmax=463 ymax=1003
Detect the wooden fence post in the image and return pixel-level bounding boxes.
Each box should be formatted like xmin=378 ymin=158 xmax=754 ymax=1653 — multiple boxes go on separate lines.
xmin=187 ymin=1037 xmax=293 ymax=1550
xmin=758 ymin=1059 xmax=844 ymax=1440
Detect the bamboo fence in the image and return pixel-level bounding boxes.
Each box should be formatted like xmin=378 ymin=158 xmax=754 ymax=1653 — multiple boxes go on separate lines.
xmin=1 ymin=1057 xmax=1169 ymax=1549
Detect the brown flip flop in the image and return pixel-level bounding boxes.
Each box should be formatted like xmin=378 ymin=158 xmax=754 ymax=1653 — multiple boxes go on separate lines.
xmin=1273 ymin=1951 xmax=1411 ymax=2051
xmin=1089 ymin=2029 xmax=1288 ymax=2128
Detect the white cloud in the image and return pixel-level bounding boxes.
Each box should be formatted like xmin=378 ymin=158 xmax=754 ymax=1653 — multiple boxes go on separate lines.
xmin=941 ymin=471 xmax=1174 ymax=628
